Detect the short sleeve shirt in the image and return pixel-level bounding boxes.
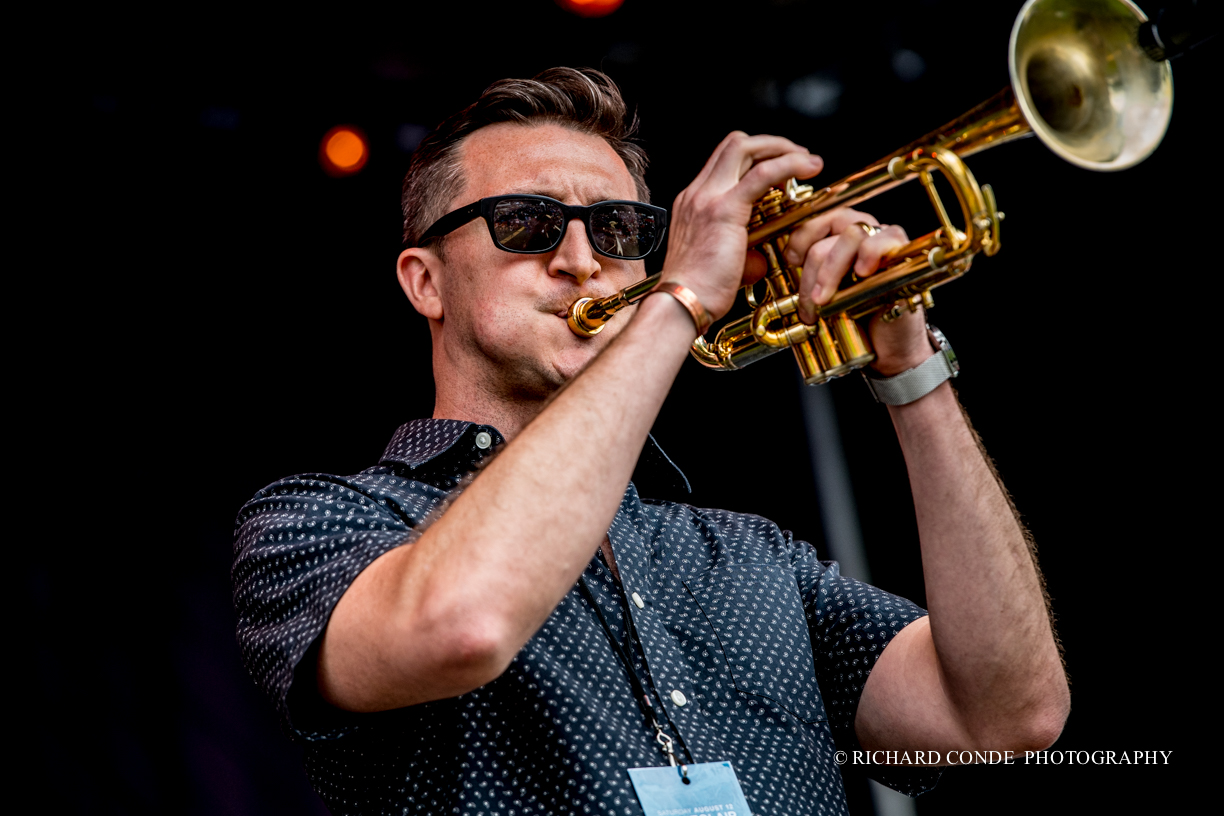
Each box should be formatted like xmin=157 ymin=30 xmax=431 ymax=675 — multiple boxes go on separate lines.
xmin=233 ymin=419 xmax=939 ymax=815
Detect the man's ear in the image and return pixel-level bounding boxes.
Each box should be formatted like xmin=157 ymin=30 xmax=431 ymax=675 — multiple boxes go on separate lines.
xmin=397 ymin=247 xmax=444 ymax=321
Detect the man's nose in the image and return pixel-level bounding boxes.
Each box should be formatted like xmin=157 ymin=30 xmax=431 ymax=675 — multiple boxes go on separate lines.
xmin=547 ymin=218 xmax=601 ymax=286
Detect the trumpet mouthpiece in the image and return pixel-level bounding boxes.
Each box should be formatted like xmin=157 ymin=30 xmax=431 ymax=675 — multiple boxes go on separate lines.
xmin=567 ymin=297 xmax=604 ymax=337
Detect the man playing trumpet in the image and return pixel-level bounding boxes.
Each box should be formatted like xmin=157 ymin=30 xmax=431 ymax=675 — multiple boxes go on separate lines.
xmin=233 ymin=68 xmax=1069 ymax=815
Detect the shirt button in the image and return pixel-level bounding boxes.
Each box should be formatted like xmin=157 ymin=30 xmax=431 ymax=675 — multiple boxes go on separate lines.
xmin=670 ymin=690 xmax=687 ymax=707
xmin=475 ymin=431 xmax=493 ymax=450
xmin=631 ymin=592 xmax=645 ymax=609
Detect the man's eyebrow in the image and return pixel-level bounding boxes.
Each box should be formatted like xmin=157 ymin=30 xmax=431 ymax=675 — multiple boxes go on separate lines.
xmin=513 ymin=189 xmax=619 ymax=204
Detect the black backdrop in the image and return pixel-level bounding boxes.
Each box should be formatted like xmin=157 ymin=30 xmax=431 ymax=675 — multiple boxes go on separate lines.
xmin=26 ymin=1 xmax=1211 ymax=812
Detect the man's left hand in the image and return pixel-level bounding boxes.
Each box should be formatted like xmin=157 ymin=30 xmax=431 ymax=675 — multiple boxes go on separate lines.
xmin=785 ymin=207 xmax=930 ymax=376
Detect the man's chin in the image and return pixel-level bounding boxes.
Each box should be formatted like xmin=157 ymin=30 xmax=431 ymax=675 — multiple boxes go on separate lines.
xmin=496 ymin=352 xmax=589 ymax=401
xmin=546 ymin=317 xmax=612 ymax=377
xmin=481 ymin=318 xmax=615 ymax=398
xmin=550 ymin=352 xmax=596 ymax=385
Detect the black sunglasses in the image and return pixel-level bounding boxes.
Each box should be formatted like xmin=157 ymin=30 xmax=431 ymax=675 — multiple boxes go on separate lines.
xmin=417 ymin=194 xmax=668 ymax=260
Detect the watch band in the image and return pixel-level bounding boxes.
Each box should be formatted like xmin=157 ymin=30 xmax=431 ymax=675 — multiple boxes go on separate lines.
xmin=863 ymin=325 xmax=959 ymax=405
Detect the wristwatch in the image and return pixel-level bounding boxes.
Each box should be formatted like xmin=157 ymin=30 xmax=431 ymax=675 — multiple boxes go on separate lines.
xmin=863 ymin=324 xmax=959 ymax=405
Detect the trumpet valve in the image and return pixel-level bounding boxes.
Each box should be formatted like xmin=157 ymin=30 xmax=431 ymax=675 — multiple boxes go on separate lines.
xmin=749 ymin=187 xmax=787 ymax=229
xmin=830 ymin=313 xmax=875 ymax=371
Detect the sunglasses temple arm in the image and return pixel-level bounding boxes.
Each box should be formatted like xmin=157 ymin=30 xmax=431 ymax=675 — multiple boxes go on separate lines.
xmin=566 ymin=273 xmax=663 ymax=337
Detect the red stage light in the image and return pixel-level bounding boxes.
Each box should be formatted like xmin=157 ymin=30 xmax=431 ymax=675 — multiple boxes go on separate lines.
xmin=556 ymin=0 xmax=624 ymax=18
xmin=320 ymin=126 xmax=369 ymax=176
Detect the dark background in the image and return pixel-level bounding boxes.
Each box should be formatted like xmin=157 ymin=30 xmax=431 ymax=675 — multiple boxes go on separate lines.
xmin=25 ymin=0 xmax=1210 ymax=812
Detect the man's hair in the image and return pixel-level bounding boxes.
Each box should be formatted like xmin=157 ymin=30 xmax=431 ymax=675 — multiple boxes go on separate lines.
xmin=401 ymin=67 xmax=650 ymax=250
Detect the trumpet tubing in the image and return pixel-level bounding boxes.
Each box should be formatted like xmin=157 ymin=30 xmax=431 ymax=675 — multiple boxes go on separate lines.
xmin=566 ymin=0 xmax=1173 ymax=385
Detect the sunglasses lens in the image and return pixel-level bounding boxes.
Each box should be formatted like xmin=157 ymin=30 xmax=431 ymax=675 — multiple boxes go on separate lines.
xmin=492 ymin=199 xmax=565 ymax=251
xmin=590 ymin=204 xmax=660 ymax=258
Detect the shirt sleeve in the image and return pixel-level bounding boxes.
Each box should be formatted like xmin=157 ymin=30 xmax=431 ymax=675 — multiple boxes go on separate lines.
xmin=231 ymin=471 xmax=445 ymax=740
xmin=794 ymin=551 xmax=942 ymax=796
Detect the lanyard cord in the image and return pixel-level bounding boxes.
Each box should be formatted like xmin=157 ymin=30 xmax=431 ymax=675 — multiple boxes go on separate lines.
xmin=577 ymin=578 xmax=690 ymax=781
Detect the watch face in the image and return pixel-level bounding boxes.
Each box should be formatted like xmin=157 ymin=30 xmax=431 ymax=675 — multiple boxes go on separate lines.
xmin=927 ymin=325 xmax=959 ymax=374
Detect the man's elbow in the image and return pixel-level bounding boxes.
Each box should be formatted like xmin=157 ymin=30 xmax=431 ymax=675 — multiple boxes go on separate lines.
xmin=411 ymin=598 xmax=522 ymax=693
xmin=320 ymin=616 xmax=516 ymax=713
xmin=990 ymin=679 xmax=1071 ymax=752
xmin=1024 ymin=681 xmax=1071 ymax=750
xmin=437 ymin=619 xmax=519 ymax=687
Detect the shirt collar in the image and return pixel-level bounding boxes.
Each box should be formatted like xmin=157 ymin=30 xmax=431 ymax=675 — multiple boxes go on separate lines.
xmin=379 ymin=419 xmax=690 ymax=500
xmin=380 ymin=419 xmax=488 ymax=468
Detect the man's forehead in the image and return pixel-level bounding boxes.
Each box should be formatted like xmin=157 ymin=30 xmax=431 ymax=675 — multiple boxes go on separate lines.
xmin=459 ymin=122 xmax=636 ymax=202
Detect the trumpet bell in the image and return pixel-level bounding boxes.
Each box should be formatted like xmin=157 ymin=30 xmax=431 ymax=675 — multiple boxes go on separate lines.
xmin=1011 ymin=0 xmax=1173 ymax=171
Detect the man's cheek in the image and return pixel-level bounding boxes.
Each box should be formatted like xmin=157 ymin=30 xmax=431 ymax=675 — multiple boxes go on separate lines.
xmin=475 ymin=310 xmax=541 ymax=356
xmin=466 ymin=287 xmax=519 ymax=327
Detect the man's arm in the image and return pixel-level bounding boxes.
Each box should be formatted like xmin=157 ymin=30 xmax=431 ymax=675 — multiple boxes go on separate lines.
xmin=316 ymin=134 xmax=826 ymax=713
xmin=788 ymin=215 xmax=1070 ymax=754
xmin=854 ymin=382 xmax=1070 ymax=754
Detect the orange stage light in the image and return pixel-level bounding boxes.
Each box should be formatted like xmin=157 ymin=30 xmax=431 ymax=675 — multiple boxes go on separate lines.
xmin=555 ymin=0 xmax=623 ymax=18
xmin=319 ymin=125 xmax=369 ymax=176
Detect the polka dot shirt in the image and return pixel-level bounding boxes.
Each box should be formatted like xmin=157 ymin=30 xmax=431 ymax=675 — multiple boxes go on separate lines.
xmin=233 ymin=419 xmax=939 ymax=815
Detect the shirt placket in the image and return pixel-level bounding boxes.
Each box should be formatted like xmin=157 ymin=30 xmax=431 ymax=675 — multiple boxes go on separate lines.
xmin=605 ymin=495 xmax=728 ymax=765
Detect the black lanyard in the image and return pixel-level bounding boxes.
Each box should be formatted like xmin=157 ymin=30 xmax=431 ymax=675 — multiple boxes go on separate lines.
xmin=578 ymin=575 xmax=691 ymax=778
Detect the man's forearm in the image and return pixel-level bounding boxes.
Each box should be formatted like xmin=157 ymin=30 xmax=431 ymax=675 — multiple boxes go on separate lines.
xmin=317 ymin=294 xmax=698 ymax=711
xmin=887 ymin=382 xmax=1069 ymax=746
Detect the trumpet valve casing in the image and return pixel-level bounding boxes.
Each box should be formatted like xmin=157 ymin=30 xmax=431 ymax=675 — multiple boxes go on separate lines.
xmin=750 ymin=206 xmax=877 ymax=386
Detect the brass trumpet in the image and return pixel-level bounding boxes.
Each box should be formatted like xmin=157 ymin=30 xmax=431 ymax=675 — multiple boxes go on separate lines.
xmin=566 ymin=0 xmax=1174 ymax=385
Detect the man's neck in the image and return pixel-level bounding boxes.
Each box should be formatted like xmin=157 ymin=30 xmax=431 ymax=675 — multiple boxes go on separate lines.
xmin=432 ymin=366 xmax=560 ymax=441
xmin=428 ymin=358 xmax=545 ymax=442
xmin=431 ymin=398 xmax=541 ymax=442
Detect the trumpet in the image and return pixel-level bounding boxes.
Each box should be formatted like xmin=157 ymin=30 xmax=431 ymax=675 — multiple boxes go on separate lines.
xmin=566 ymin=0 xmax=1173 ymax=385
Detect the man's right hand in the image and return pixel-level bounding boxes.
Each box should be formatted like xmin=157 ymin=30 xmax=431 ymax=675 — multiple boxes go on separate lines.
xmin=661 ymin=132 xmax=824 ymax=321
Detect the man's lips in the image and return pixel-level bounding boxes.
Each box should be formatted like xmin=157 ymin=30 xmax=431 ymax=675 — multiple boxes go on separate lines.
xmin=546 ymin=292 xmax=616 ymax=319
xmin=547 ymin=300 xmax=587 ymax=318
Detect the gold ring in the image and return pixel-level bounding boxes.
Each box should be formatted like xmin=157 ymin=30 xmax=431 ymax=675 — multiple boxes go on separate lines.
xmin=854 ymin=222 xmax=883 ymax=237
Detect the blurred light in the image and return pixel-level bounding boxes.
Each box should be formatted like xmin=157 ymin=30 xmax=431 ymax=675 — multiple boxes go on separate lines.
xmin=397 ymin=123 xmax=429 ymax=152
xmin=556 ymin=0 xmax=624 ymax=18
xmin=892 ymin=49 xmax=927 ymax=82
xmin=785 ymin=75 xmax=842 ymax=118
xmin=320 ymin=125 xmax=369 ymax=177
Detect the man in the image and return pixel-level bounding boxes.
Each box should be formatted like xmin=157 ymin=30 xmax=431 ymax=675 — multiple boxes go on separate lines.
xmin=233 ymin=68 xmax=1069 ymax=815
